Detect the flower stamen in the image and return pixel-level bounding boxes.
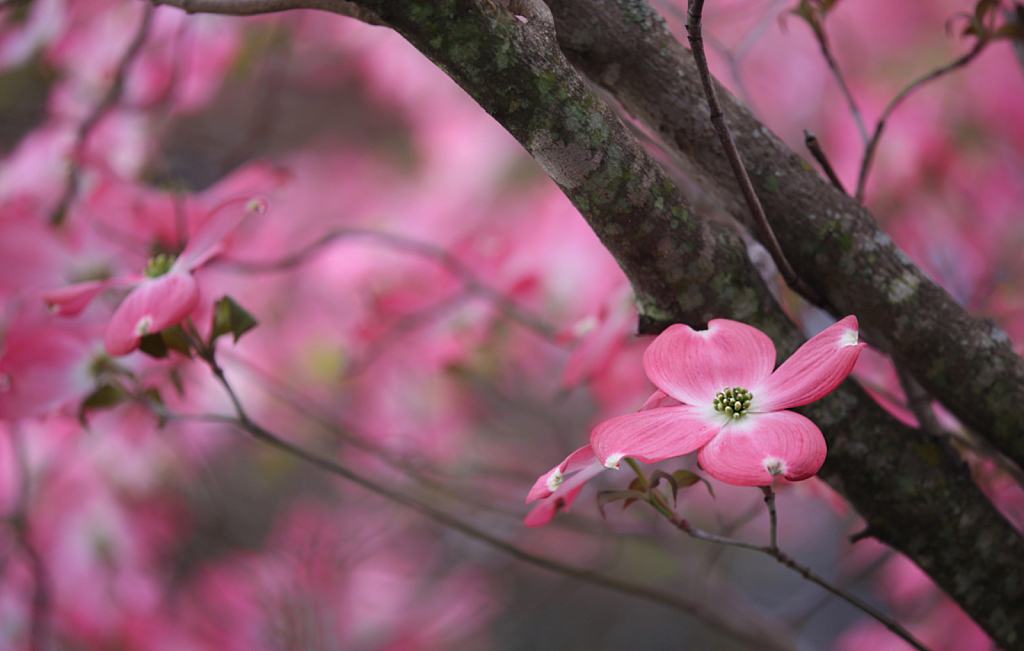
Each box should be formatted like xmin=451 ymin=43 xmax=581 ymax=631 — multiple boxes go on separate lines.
xmin=144 ymin=254 xmax=176 ymax=278
xmin=713 ymin=386 xmax=753 ymax=419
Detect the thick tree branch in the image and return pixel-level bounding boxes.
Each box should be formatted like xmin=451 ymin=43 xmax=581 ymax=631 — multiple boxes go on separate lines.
xmin=152 ymin=0 xmax=1024 ymax=646
xmin=546 ymin=0 xmax=1024 ymax=500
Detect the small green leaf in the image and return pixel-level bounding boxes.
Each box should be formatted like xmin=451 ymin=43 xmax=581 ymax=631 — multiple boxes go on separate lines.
xmin=211 ymin=296 xmax=258 ymax=344
xmin=160 ymin=324 xmax=193 ymax=357
xmin=143 ymin=388 xmax=167 ymax=427
xmin=79 ymin=383 xmax=127 ymax=424
xmin=168 ymin=368 xmax=186 ymax=396
xmin=139 ymin=333 xmax=169 ymax=358
xmin=672 ymin=470 xmax=715 ymax=497
xmin=623 ymin=477 xmax=646 ymax=509
xmin=993 ymin=23 xmax=1024 ymax=39
xmin=975 ymin=0 xmax=998 ymax=24
xmin=82 ymin=384 xmax=127 ymax=410
xmin=597 ymin=490 xmax=649 ymax=518
xmin=649 ymin=469 xmax=680 ymax=504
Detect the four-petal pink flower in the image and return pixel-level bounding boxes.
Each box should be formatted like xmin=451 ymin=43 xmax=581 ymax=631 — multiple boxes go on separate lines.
xmin=44 ymin=196 xmax=266 ymax=356
xmin=591 ymin=316 xmax=864 ymax=486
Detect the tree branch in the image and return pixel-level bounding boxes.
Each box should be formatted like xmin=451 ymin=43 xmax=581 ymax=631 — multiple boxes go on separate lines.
xmin=546 ymin=0 xmax=1024 ymax=523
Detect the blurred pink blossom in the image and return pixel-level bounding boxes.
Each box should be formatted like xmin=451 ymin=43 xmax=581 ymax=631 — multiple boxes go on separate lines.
xmin=45 ymin=195 xmax=266 ymax=355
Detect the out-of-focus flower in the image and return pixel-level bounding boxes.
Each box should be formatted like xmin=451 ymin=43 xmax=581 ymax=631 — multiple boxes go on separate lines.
xmin=590 ymin=317 xmax=864 ymax=486
xmin=524 ymin=445 xmax=606 ymax=527
xmin=44 ymin=196 xmax=266 ymax=356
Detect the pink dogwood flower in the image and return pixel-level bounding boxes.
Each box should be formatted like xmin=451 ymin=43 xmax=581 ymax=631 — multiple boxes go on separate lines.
xmin=524 ymin=444 xmax=606 ymax=527
xmin=591 ymin=316 xmax=864 ymax=486
xmin=44 ymin=196 xmax=266 ymax=356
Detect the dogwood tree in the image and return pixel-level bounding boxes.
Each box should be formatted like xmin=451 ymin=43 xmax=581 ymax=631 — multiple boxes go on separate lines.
xmin=1 ymin=0 xmax=1022 ymax=649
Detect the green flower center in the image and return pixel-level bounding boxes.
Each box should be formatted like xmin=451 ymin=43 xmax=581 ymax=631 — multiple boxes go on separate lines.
xmin=144 ymin=253 xmax=176 ymax=278
xmin=714 ymin=386 xmax=752 ymax=419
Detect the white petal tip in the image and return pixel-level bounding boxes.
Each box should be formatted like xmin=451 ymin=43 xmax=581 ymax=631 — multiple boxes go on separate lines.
xmin=546 ymin=469 xmax=564 ymax=492
xmin=604 ymin=453 xmax=624 ymax=469
xmin=840 ymin=329 xmax=859 ymax=347
xmin=764 ymin=457 xmax=787 ymax=477
xmin=134 ymin=315 xmax=154 ymax=337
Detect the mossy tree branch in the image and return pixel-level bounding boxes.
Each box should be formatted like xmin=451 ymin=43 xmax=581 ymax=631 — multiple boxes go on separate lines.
xmin=547 ymin=0 xmax=1024 ymax=477
xmin=154 ymin=0 xmax=1024 ymax=646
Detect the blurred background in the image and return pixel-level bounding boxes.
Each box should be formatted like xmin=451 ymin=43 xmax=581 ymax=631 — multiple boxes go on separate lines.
xmin=0 ymin=0 xmax=1022 ymax=649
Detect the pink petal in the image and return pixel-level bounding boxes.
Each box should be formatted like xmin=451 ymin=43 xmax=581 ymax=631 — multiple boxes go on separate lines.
xmin=589 ymin=405 xmax=724 ymax=468
xmin=638 ymin=389 xmax=681 ymax=411
xmin=173 ymin=196 xmax=267 ymax=271
xmin=697 ymin=410 xmax=827 ymax=486
xmin=42 ymin=275 xmax=143 ymax=317
xmin=526 ymin=445 xmax=596 ymax=503
xmin=42 ymin=279 xmax=114 ymax=316
xmin=104 ymin=272 xmax=199 ymax=356
xmin=524 ymin=457 xmax=606 ymax=527
xmin=644 ymin=320 xmax=776 ymax=406
xmin=754 ymin=316 xmax=865 ymax=411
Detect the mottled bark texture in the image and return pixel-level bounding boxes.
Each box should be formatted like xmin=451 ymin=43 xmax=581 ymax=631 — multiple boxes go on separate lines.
xmin=156 ymin=0 xmax=1024 ymax=646
xmin=547 ymin=0 xmax=1024 ymax=477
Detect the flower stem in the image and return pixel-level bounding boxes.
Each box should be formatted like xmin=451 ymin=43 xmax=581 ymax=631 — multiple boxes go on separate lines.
xmin=761 ymin=485 xmax=778 ymax=552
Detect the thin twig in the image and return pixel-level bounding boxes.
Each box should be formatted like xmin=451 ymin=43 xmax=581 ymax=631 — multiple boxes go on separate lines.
xmin=806 ymin=20 xmax=869 ymax=144
xmin=804 ymin=130 xmax=846 ymax=194
xmin=786 ymin=546 xmax=893 ymax=628
xmin=685 ymin=0 xmax=822 ymax=307
xmin=51 ymin=4 xmax=154 ymax=225
xmin=220 ymin=227 xmax=558 ymax=339
xmin=154 ymin=357 xmax=800 ymax=651
xmin=664 ymin=498 xmax=933 ymax=651
xmin=855 ymin=41 xmax=986 ymax=202
xmin=622 ymin=463 xmax=929 ymax=651
xmin=7 ymin=428 xmax=51 ymax=651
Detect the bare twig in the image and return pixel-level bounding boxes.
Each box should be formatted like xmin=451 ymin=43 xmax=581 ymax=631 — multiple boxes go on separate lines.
xmin=7 ymin=428 xmax=52 ymax=651
xmin=803 ymin=16 xmax=869 ymax=144
xmin=685 ymin=0 xmax=822 ymax=307
xmin=220 ymin=227 xmax=558 ymax=339
xmin=623 ymin=462 xmax=929 ymax=651
xmin=147 ymin=355 xmax=800 ymax=651
xmin=856 ymin=40 xmax=986 ymax=202
xmin=664 ymin=497 xmax=931 ymax=651
xmin=51 ymin=4 xmax=154 ymax=225
xmin=804 ymin=130 xmax=846 ymax=194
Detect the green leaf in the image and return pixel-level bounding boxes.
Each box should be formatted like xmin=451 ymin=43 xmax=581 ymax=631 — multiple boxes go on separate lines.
xmin=79 ymin=383 xmax=127 ymax=425
xmin=143 ymin=388 xmax=167 ymax=427
xmin=623 ymin=477 xmax=646 ymax=509
xmin=82 ymin=383 xmax=127 ymax=410
xmin=673 ymin=469 xmax=715 ymax=498
xmin=975 ymin=0 xmax=998 ymax=24
xmin=993 ymin=23 xmax=1024 ymax=40
xmin=168 ymin=368 xmax=186 ymax=397
xmin=139 ymin=333 xmax=169 ymax=359
xmin=649 ymin=469 xmax=680 ymax=504
xmin=160 ymin=324 xmax=193 ymax=357
xmin=211 ymin=295 xmax=258 ymax=344
xmin=597 ymin=490 xmax=649 ymax=518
